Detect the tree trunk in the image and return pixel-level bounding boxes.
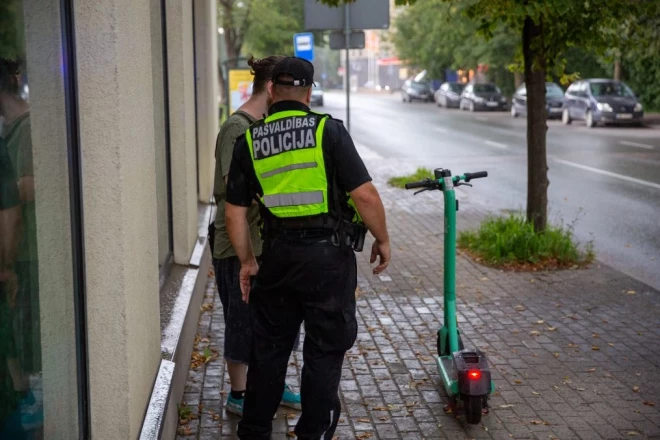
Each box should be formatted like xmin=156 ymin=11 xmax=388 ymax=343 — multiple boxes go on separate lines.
xmin=514 ymin=71 xmax=523 ymax=89
xmin=523 ymin=15 xmax=549 ymax=232
xmin=613 ymin=55 xmax=621 ymax=80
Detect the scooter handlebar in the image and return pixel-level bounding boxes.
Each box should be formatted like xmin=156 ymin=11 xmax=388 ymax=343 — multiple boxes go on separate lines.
xmin=404 ymin=179 xmax=430 ymax=190
xmin=464 ymin=171 xmax=488 ymax=182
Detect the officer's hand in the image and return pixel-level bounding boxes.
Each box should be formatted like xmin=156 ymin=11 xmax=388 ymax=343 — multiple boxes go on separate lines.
xmin=370 ymin=239 xmax=390 ymax=275
xmin=239 ymin=260 xmax=259 ymax=303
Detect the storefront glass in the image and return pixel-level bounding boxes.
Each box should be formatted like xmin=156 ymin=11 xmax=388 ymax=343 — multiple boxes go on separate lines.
xmin=1 ymin=0 xmax=84 ymax=437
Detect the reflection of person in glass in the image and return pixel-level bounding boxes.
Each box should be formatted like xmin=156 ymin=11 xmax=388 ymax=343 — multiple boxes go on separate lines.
xmin=0 ymin=57 xmax=43 ymax=435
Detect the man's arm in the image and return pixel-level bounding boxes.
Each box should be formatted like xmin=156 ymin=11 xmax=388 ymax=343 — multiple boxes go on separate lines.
xmin=350 ymin=182 xmax=390 ymax=274
xmin=225 ymin=138 xmax=260 ymax=301
xmin=327 ymin=120 xmax=390 ymax=273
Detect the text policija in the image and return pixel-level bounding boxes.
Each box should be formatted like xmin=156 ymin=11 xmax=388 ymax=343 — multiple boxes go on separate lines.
xmin=252 ymin=116 xmax=317 ymax=160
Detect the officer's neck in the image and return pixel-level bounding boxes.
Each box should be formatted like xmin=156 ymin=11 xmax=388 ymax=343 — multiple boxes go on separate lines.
xmin=268 ymin=99 xmax=311 ymax=115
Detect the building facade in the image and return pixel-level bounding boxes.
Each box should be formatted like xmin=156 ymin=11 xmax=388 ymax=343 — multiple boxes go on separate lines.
xmin=0 ymin=0 xmax=217 ymax=438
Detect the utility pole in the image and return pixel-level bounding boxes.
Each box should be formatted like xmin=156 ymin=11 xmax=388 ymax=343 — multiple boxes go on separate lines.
xmin=344 ymin=4 xmax=351 ymax=132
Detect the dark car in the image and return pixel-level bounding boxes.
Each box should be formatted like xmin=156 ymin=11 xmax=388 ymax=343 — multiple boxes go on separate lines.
xmin=459 ymin=82 xmax=507 ymax=111
xmin=562 ymin=79 xmax=644 ymax=128
xmin=434 ymin=82 xmax=465 ymax=108
xmin=401 ymin=79 xmax=433 ymax=103
xmin=511 ymin=82 xmax=565 ymax=119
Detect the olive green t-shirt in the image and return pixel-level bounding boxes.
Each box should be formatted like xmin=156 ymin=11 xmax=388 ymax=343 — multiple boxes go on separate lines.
xmin=213 ymin=110 xmax=263 ymax=259
xmin=1 ymin=112 xmax=37 ymax=263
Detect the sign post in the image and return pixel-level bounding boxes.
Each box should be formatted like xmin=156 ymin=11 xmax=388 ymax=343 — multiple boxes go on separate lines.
xmin=293 ymin=32 xmax=315 ymax=62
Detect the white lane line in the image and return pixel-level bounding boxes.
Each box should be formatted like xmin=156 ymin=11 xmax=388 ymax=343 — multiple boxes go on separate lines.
xmin=485 ymin=140 xmax=508 ymax=149
xmin=553 ymin=158 xmax=660 ymax=190
xmin=620 ymin=140 xmax=654 ymax=150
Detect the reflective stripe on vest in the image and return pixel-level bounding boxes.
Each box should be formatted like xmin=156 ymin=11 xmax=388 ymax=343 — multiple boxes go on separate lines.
xmin=247 ymin=110 xmax=329 ymax=218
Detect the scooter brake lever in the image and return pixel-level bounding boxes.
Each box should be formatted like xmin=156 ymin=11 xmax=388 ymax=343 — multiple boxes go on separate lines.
xmin=456 ymin=182 xmax=473 ymax=187
xmin=413 ymin=188 xmax=429 ymax=195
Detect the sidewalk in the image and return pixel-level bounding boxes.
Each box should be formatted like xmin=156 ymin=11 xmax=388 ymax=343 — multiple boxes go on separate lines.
xmin=644 ymin=112 xmax=660 ymax=128
xmin=176 ymin=147 xmax=660 ymax=440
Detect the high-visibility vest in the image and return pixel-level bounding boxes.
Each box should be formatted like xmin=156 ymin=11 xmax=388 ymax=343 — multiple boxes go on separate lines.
xmin=247 ymin=110 xmax=330 ymax=218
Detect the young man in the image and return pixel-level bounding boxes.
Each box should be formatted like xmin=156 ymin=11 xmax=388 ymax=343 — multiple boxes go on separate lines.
xmin=212 ymin=56 xmax=301 ymax=417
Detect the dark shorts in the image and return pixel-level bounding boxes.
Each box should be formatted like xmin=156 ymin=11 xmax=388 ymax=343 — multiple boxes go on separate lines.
xmin=213 ymin=257 xmax=300 ymax=365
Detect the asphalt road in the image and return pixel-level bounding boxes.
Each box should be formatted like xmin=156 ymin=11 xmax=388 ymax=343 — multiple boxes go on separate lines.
xmin=318 ymin=89 xmax=660 ymax=291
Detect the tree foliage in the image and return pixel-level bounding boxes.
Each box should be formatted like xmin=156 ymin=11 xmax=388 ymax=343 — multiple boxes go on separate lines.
xmin=391 ymin=0 xmax=517 ymax=83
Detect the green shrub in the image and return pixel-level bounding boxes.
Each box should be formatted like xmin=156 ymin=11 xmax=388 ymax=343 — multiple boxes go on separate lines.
xmin=458 ymin=213 xmax=594 ymax=269
xmin=387 ymin=168 xmax=434 ymax=188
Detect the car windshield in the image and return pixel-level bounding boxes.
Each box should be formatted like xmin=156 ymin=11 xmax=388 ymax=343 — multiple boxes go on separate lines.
xmin=589 ymin=81 xmax=634 ymax=98
xmin=449 ymin=83 xmax=464 ymax=93
xmin=474 ymin=84 xmax=499 ymax=93
xmin=545 ymin=84 xmax=564 ymax=97
xmin=411 ymin=81 xmax=429 ymax=90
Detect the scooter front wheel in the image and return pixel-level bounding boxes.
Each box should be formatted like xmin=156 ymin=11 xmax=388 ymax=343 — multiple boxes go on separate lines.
xmin=464 ymin=395 xmax=483 ymax=424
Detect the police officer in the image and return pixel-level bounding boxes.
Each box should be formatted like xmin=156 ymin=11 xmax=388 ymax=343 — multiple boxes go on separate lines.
xmin=225 ymin=57 xmax=390 ymax=439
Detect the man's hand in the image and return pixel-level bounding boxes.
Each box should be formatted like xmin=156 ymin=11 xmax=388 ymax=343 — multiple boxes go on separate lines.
xmin=370 ymin=239 xmax=391 ymax=275
xmin=239 ymin=259 xmax=259 ymax=303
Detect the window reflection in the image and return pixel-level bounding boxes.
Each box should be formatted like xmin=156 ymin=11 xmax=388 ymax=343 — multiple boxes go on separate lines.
xmin=0 ymin=54 xmax=43 ymax=440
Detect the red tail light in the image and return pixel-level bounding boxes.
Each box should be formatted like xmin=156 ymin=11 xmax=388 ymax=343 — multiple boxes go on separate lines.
xmin=468 ymin=369 xmax=482 ymax=380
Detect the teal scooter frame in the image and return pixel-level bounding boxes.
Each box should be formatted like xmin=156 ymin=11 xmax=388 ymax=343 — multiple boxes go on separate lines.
xmin=405 ymin=168 xmax=494 ymax=424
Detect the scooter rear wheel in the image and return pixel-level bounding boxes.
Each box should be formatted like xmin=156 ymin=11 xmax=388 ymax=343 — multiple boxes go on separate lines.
xmin=464 ymin=395 xmax=483 ymax=424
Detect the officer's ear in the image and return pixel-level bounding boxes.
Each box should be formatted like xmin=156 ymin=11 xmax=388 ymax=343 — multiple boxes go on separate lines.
xmin=267 ymin=80 xmax=274 ymax=102
xmin=305 ymin=87 xmax=312 ymax=105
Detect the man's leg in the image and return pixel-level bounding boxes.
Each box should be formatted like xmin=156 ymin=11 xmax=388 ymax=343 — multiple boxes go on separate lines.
xmin=294 ymin=247 xmax=358 ymax=440
xmin=213 ymin=257 xmax=250 ymax=414
xmin=238 ymin=253 xmax=304 ymax=439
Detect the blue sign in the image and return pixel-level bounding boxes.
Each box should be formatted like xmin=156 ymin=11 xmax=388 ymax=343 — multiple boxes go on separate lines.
xmin=293 ymin=32 xmax=314 ymax=61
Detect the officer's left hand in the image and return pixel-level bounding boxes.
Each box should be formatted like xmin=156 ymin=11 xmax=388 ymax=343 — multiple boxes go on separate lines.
xmin=239 ymin=260 xmax=259 ymax=303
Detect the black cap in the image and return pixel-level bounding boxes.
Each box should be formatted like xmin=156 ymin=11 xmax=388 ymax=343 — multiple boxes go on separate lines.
xmin=271 ymin=57 xmax=315 ymax=87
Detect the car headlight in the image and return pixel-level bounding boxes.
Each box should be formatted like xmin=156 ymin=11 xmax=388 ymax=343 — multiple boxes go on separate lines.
xmin=634 ymin=103 xmax=643 ymax=112
xmin=473 ymin=96 xmax=485 ymax=103
xmin=596 ymin=102 xmax=613 ymax=112
xmin=500 ymin=97 xmax=507 ymax=103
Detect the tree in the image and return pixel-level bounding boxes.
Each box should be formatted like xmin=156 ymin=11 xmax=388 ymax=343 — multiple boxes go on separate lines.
xmin=322 ymin=0 xmax=659 ymax=232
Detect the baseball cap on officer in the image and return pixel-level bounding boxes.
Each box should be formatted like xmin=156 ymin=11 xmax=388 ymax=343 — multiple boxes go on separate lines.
xmin=271 ymin=57 xmax=315 ymax=87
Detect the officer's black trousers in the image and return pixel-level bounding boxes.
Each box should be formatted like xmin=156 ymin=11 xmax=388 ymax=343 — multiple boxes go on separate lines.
xmin=237 ymin=236 xmax=358 ymax=440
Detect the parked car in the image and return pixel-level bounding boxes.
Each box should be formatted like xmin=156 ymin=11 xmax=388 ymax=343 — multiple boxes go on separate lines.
xmin=459 ymin=82 xmax=507 ymax=111
xmin=310 ymin=86 xmax=324 ymax=106
xmin=434 ymin=82 xmax=465 ymax=108
xmin=401 ymin=79 xmax=433 ymax=103
xmin=511 ymin=82 xmax=565 ymax=119
xmin=562 ymin=79 xmax=643 ymax=128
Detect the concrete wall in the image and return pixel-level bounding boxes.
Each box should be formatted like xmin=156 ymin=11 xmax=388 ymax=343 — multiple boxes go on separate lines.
xmin=74 ymin=0 xmax=161 ymax=437
xmin=194 ymin=0 xmax=219 ymax=204
xmin=23 ymin=0 xmax=81 ymax=437
xmin=167 ymin=0 xmax=199 ymax=265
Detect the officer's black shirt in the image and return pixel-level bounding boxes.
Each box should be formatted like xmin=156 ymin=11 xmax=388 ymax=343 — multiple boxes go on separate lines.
xmin=226 ymin=100 xmax=372 ymax=223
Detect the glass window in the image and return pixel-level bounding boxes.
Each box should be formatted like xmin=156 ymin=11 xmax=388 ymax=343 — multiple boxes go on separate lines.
xmin=474 ymin=84 xmax=499 ymax=93
xmin=152 ymin=0 xmax=174 ymax=271
xmin=449 ymin=83 xmax=464 ymax=93
xmin=1 ymin=0 xmax=84 ymax=438
xmin=589 ymin=81 xmax=634 ymax=98
xmin=545 ymin=83 xmax=564 ymax=97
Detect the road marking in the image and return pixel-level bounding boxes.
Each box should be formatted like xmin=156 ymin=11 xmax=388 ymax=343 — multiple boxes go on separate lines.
xmin=620 ymin=140 xmax=654 ymax=150
xmin=485 ymin=140 xmax=508 ymax=149
xmin=553 ymin=158 xmax=660 ymax=190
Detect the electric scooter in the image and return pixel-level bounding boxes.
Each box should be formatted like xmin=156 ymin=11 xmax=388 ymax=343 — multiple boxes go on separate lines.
xmin=405 ymin=168 xmax=494 ymax=424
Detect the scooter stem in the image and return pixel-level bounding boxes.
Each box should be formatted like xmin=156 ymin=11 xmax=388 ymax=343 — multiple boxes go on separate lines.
xmin=439 ymin=169 xmax=460 ymax=354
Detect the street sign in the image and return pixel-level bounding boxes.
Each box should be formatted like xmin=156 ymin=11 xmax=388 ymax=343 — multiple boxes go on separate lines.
xmin=329 ymin=30 xmax=365 ymax=50
xmin=293 ymin=32 xmax=315 ymax=61
xmin=304 ymin=0 xmax=389 ymax=31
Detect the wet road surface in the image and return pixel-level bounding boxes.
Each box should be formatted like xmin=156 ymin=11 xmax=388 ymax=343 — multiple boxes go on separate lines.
xmin=318 ymin=90 xmax=660 ymax=290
